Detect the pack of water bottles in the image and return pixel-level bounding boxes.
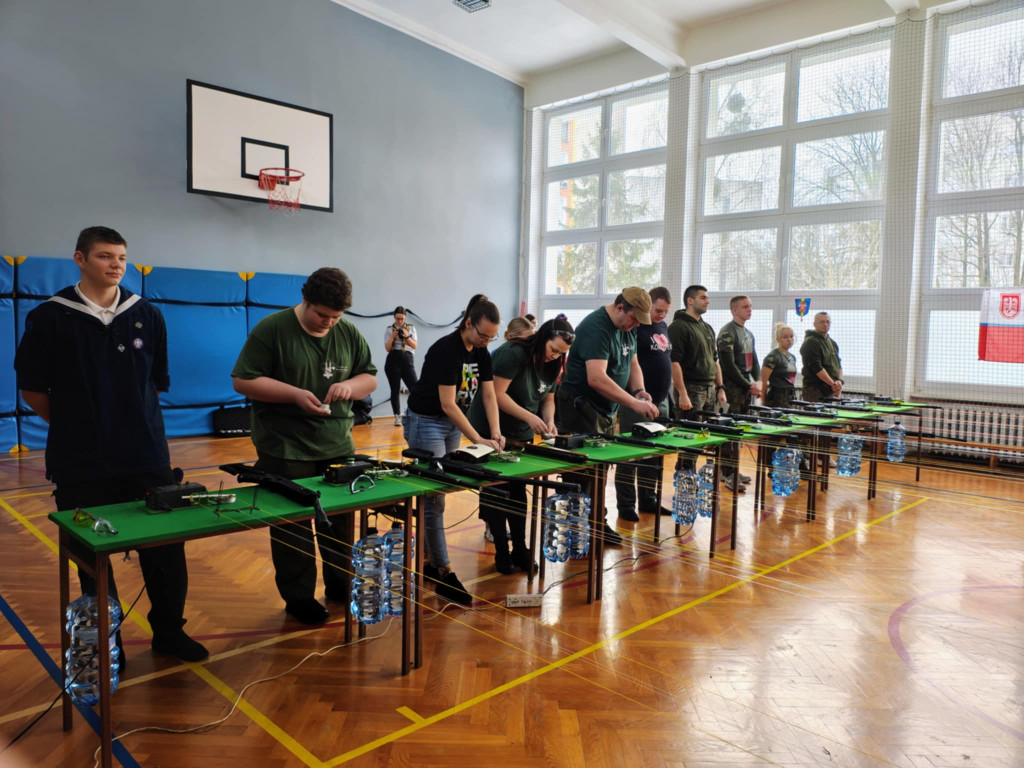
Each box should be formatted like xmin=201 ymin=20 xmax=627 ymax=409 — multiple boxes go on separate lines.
xmin=887 ymin=418 xmax=906 ymax=463
xmin=770 ymin=447 xmax=802 ymax=497
xmin=836 ymin=433 xmax=863 ymax=476
xmin=541 ymin=492 xmax=591 ymax=563
xmin=350 ymin=523 xmax=412 ymax=624
xmin=696 ymin=462 xmax=715 ymax=518
xmin=672 ymin=466 xmax=699 ymax=525
xmin=64 ymin=595 xmax=122 ymax=706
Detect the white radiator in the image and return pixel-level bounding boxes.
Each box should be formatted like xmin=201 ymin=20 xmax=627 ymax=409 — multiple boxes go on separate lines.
xmin=919 ymin=404 xmax=1024 ymax=465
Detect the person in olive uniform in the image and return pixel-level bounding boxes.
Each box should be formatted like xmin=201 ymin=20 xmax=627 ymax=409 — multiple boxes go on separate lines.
xmin=717 ymin=295 xmax=761 ymax=491
xmin=761 ymin=322 xmax=797 ymax=408
xmin=800 ymin=312 xmax=843 ymax=403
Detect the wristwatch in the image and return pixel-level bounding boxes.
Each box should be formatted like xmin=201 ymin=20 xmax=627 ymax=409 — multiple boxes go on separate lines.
xmin=715 ymin=385 xmax=725 ymax=392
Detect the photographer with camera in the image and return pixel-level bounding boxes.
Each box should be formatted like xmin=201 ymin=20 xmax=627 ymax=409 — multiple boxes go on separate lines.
xmin=385 ymin=305 xmax=418 ymax=426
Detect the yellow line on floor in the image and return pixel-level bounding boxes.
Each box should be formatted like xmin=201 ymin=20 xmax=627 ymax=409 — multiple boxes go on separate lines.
xmin=0 ymin=496 xmax=325 ymax=767
xmin=322 ymin=496 xmax=930 ymax=766
xmin=395 ymin=706 xmax=424 ymax=724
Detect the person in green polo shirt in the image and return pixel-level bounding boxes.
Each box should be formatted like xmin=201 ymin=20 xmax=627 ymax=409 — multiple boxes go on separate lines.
xmin=468 ymin=317 xmax=574 ymax=574
xmin=232 ymin=268 xmax=378 ymax=626
xmin=557 ymin=287 xmax=659 ymax=546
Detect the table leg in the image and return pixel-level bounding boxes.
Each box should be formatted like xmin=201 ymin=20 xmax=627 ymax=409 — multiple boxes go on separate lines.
xmin=594 ymin=464 xmax=607 ymax=602
xmin=915 ymin=411 xmax=923 ymax=482
xmin=868 ymin=425 xmax=878 ymax=501
xmin=400 ymin=499 xmax=412 ymax=676
xmin=709 ymin=446 xmax=721 ymax=558
xmin=414 ymin=496 xmax=423 ymax=670
xmin=342 ymin=513 xmax=354 ymax=646
xmin=807 ymin=430 xmax=817 ymax=522
xmin=96 ymin=551 xmax=112 ymax=768
xmin=653 ymin=456 xmax=664 ymax=546
xmin=537 ymin=486 xmax=549 ymax=582
xmin=527 ymin=482 xmax=538 ymax=583
xmin=357 ymin=511 xmax=368 ymax=640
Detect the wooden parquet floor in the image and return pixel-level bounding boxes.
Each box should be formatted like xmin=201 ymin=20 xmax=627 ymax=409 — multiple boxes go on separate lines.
xmin=1 ymin=421 xmax=1022 ymax=767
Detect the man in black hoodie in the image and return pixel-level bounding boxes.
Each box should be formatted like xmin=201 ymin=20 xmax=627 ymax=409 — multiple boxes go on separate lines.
xmin=800 ymin=311 xmax=843 ymax=403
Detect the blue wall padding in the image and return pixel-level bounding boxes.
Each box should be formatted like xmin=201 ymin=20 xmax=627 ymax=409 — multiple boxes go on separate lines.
xmin=0 ymin=416 xmax=18 ymax=453
xmin=15 ymin=255 xmax=141 ymax=297
xmin=162 ymin=406 xmax=220 ymax=439
xmin=158 ymin=304 xmax=246 ymax=407
xmin=143 ymin=266 xmax=246 ymax=304
xmin=0 ymin=299 xmax=15 ymax=413
xmin=0 ymin=258 xmax=13 ymax=294
xmin=17 ymin=256 xmax=79 ymax=297
xmin=18 ymin=414 xmax=48 ymax=451
xmin=247 ymin=272 xmax=304 ymax=308
xmin=247 ymin=305 xmax=281 ymax=333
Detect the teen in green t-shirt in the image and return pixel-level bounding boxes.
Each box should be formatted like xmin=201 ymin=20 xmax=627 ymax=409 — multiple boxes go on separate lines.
xmin=232 ymin=268 xmax=377 ymax=626
xmin=467 ymin=318 xmax=574 ymax=574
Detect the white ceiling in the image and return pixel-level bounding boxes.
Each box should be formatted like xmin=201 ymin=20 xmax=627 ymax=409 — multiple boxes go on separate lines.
xmin=333 ymin=0 xmax=936 ymax=94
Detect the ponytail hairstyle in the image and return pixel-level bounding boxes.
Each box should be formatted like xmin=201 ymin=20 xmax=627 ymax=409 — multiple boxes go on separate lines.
xmin=773 ymin=321 xmax=792 ymax=350
xmin=461 ymin=293 xmax=500 ymax=330
xmin=504 ymin=317 xmax=534 ymax=341
xmin=512 ymin=316 xmax=575 ymax=383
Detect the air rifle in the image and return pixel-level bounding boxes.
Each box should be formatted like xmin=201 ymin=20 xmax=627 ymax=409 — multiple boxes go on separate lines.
xmin=219 ymin=462 xmax=329 ymax=528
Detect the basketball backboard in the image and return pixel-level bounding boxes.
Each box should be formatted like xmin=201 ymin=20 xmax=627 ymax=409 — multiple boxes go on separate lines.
xmin=187 ymin=80 xmax=333 ymax=212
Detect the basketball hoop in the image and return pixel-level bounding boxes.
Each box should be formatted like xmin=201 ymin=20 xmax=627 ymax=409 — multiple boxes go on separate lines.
xmin=258 ymin=168 xmax=304 ymax=212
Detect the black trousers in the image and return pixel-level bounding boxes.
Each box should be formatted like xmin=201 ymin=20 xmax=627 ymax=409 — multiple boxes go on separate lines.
xmin=254 ymin=454 xmax=352 ymax=604
xmin=55 ymin=468 xmax=189 ymax=637
xmin=385 ymin=350 xmax=418 ymax=415
xmin=480 ymin=482 xmax=528 ymax=556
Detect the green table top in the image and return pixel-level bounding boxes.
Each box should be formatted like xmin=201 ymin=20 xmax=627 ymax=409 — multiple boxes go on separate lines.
xmin=50 ymin=404 xmax=921 ymax=553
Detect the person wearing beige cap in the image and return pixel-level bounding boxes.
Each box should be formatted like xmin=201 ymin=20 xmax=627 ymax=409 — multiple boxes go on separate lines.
xmin=555 ymin=287 xmax=659 ymax=546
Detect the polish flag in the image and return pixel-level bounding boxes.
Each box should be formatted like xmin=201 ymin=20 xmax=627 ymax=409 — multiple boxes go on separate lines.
xmin=979 ymin=289 xmax=1024 ymax=363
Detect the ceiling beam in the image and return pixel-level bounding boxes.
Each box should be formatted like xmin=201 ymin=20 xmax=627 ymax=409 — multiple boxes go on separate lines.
xmin=552 ymin=0 xmax=687 ymax=70
xmin=883 ymin=0 xmax=920 ymax=12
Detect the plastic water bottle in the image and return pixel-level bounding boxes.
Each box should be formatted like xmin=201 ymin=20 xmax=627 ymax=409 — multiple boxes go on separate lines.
xmin=381 ymin=522 xmax=413 ymax=617
xmin=672 ymin=467 xmax=699 ymax=525
xmin=836 ymin=434 xmax=862 ymax=476
xmin=542 ymin=493 xmax=591 ymax=562
xmin=350 ymin=527 xmax=387 ymax=624
xmin=64 ymin=595 xmax=122 ymax=706
xmin=786 ymin=449 xmax=803 ymax=495
xmin=697 ymin=462 xmax=715 ymax=518
xmin=771 ymin=447 xmax=796 ymax=497
xmin=887 ymin=419 xmax=906 ymax=463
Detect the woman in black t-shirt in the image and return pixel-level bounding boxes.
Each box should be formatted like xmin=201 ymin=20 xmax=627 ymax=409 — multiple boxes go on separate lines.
xmin=404 ymin=294 xmax=505 ymax=605
xmin=467 ymin=317 xmax=574 ymax=574
xmin=760 ymin=322 xmax=798 ymax=407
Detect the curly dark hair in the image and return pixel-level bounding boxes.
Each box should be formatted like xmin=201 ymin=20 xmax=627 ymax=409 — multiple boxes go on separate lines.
xmin=302 ymin=268 xmax=353 ymax=311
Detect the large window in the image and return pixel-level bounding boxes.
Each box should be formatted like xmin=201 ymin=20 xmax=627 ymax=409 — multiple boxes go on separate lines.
xmin=918 ymin=3 xmax=1024 ymax=399
xmin=524 ymin=0 xmax=1024 ymax=405
xmin=538 ymin=84 xmax=668 ymax=319
xmin=697 ymin=36 xmax=890 ymax=388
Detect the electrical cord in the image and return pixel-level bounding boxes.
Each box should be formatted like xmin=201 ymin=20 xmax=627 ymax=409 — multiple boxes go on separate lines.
xmin=90 ymin=618 xmax=397 ymax=768
xmin=2 ymin=585 xmax=147 ymax=753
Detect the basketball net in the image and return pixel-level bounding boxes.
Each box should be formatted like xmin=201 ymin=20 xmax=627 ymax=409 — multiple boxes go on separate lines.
xmin=258 ymin=168 xmax=304 ymax=213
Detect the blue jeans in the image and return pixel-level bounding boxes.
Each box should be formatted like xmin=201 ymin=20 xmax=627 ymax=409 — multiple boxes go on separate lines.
xmin=404 ymin=410 xmax=461 ymax=568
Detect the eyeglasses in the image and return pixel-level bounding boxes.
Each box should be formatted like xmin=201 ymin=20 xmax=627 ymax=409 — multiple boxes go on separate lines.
xmin=553 ymin=330 xmax=575 ymax=343
xmin=72 ymin=508 xmax=119 ymax=535
xmin=472 ymin=324 xmax=499 ymax=343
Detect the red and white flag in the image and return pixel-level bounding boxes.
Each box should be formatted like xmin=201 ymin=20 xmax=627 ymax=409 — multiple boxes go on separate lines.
xmin=979 ymin=289 xmax=1024 ymax=363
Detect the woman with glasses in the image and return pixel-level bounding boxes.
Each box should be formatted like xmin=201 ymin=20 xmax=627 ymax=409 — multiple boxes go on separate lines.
xmin=404 ymin=294 xmax=505 ymax=605
xmin=467 ymin=318 xmax=574 ymax=574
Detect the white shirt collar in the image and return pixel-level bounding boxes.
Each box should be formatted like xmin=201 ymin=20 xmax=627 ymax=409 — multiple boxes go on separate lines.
xmin=74 ymin=283 xmax=120 ymax=326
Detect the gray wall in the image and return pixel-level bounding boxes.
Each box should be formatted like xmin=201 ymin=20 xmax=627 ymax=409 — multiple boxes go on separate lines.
xmin=0 ymin=0 xmax=523 ymax=406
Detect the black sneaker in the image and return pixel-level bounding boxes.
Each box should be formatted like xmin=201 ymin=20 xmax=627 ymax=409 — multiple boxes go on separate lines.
xmin=284 ymin=598 xmax=329 ymax=625
xmin=721 ymin=474 xmax=747 ymax=493
xmin=738 ymin=473 xmax=752 ymax=484
xmin=423 ymin=563 xmax=442 ymax=585
xmin=601 ymin=522 xmax=623 ymax=546
xmin=639 ymin=505 xmax=674 ymax=516
xmin=434 ymin=570 xmax=472 ymax=606
xmin=494 ymin=547 xmax=516 ymax=575
xmin=618 ymin=508 xmax=639 ymax=522
xmin=152 ymin=630 xmax=209 ymax=662
xmin=511 ymin=547 xmax=538 ymax=576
